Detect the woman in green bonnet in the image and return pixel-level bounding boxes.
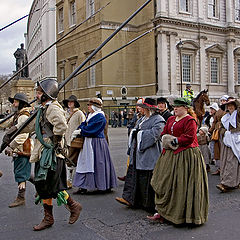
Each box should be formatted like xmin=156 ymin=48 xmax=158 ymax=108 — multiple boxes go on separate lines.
xmin=148 ymin=97 xmax=209 ymax=225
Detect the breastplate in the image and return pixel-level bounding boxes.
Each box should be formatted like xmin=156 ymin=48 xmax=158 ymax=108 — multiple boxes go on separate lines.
xmin=40 ymin=108 xmax=54 ymax=138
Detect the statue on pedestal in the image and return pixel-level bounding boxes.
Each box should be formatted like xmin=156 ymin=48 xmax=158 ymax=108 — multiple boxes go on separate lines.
xmin=14 ymin=43 xmax=29 ymax=78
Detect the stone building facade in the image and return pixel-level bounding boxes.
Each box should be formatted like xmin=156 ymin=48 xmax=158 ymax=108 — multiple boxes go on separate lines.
xmin=56 ymin=0 xmax=155 ymax=106
xmin=154 ymin=0 xmax=240 ymax=100
xmin=26 ymin=0 xmax=57 ymax=83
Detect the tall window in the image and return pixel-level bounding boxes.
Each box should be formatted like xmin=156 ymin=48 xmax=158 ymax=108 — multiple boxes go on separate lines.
xmin=179 ymin=0 xmax=190 ymax=13
xmin=58 ymin=8 xmax=64 ymax=32
xmin=88 ymin=58 xmax=96 ymax=87
xmin=60 ymin=67 xmax=65 ymax=82
xmin=208 ymin=0 xmax=217 ymax=18
xmin=86 ymin=0 xmax=95 ymax=17
xmin=235 ymin=0 xmax=240 ymax=21
xmin=237 ymin=59 xmax=240 ymax=84
xmin=69 ymin=1 xmax=76 ymax=26
xmin=72 ymin=63 xmax=78 ymax=89
xmin=182 ymin=54 xmax=192 ymax=82
xmin=210 ymin=57 xmax=219 ymax=83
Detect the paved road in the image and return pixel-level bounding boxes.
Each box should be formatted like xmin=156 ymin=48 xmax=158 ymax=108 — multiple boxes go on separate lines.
xmin=0 ymin=128 xmax=240 ymax=240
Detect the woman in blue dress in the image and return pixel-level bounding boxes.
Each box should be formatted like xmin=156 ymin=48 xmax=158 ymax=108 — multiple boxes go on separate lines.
xmin=73 ymin=98 xmax=117 ymax=193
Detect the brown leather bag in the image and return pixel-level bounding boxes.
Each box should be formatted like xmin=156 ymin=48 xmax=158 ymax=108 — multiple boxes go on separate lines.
xmin=18 ymin=138 xmax=31 ymax=157
xmin=67 ymin=136 xmax=84 ymax=167
xmin=70 ymin=136 xmax=84 ymax=149
xmin=211 ymin=129 xmax=219 ymax=141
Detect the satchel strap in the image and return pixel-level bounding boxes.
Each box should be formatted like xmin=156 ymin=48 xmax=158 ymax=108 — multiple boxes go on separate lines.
xmin=67 ymin=109 xmax=79 ymax=123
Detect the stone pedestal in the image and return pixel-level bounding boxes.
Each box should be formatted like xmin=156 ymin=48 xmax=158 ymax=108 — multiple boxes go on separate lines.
xmin=10 ymin=78 xmax=35 ymax=102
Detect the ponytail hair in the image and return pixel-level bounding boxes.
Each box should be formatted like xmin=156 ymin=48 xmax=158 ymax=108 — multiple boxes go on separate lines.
xmin=187 ymin=107 xmax=197 ymax=121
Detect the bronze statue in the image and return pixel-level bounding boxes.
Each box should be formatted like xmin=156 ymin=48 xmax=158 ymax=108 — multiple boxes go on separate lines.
xmin=14 ymin=43 xmax=29 ymax=78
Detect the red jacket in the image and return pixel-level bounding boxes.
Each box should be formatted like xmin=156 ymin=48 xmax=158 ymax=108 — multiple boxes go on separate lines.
xmin=161 ymin=115 xmax=199 ymax=154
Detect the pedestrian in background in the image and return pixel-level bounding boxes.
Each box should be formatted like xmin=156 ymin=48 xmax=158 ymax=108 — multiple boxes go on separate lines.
xmin=207 ymin=103 xmax=219 ymax=166
xmin=149 ymin=98 xmax=208 ymax=225
xmin=197 ymin=126 xmax=211 ymax=172
xmin=123 ymin=109 xmax=128 ymax=126
xmin=116 ymin=98 xmax=165 ymax=213
xmin=209 ymin=96 xmax=228 ymax=175
xmin=118 ymin=111 xmax=122 ymax=127
xmin=63 ymin=95 xmax=86 ymax=189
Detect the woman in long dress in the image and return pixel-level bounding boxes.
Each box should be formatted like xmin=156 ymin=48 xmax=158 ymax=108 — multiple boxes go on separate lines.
xmin=73 ymin=98 xmax=117 ymax=193
xmin=115 ymin=98 xmax=165 ymax=212
xmin=149 ymin=98 xmax=209 ymax=225
xmin=216 ymin=99 xmax=240 ymax=192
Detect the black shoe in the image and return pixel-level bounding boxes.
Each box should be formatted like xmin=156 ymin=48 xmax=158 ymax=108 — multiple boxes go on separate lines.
xmin=73 ymin=188 xmax=87 ymax=195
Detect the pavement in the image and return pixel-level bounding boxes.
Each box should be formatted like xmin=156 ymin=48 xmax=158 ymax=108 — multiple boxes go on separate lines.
xmin=0 ymin=127 xmax=240 ymax=240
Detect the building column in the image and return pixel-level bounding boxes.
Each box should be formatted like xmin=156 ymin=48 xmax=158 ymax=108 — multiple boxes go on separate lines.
xmin=156 ymin=0 xmax=166 ymax=16
xmin=157 ymin=32 xmax=169 ymax=96
xmin=199 ymin=36 xmax=207 ymax=90
xmin=227 ymin=39 xmax=235 ymax=95
xmin=226 ymin=0 xmax=233 ymax=24
xmin=169 ymin=32 xmax=178 ymax=95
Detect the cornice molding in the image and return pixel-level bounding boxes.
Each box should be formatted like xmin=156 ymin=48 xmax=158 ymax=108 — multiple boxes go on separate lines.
xmin=153 ymin=16 xmax=240 ymax=34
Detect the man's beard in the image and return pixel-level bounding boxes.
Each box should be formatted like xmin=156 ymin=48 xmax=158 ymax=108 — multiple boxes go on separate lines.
xmin=11 ymin=106 xmax=18 ymax=112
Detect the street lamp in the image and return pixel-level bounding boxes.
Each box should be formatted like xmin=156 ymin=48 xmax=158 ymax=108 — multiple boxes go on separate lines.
xmin=177 ymin=39 xmax=183 ymax=97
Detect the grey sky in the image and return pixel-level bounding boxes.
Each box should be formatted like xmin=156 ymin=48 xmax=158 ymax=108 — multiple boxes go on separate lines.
xmin=0 ymin=0 xmax=33 ymax=75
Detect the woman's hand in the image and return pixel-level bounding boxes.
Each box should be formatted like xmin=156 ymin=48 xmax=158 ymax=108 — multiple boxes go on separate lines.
xmin=71 ymin=129 xmax=81 ymax=141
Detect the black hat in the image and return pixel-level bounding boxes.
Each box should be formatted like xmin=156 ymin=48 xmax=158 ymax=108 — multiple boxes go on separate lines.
xmin=137 ymin=98 xmax=158 ymax=110
xmin=63 ymin=95 xmax=80 ymax=108
xmin=157 ymin=97 xmax=170 ymax=107
xmin=9 ymin=93 xmax=30 ymax=107
xmin=221 ymin=99 xmax=239 ymax=111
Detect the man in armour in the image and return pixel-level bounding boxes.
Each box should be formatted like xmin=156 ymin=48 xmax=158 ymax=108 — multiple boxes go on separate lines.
xmin=22 ymin=78 xmax=82 ymax=231
xmin=14 ymin=43 xmax=29 ymax=77
xmin=0 ymin=93 xmax=32 ymax=207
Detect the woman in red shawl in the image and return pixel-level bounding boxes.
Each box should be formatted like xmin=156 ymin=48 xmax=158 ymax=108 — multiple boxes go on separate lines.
xmin=149 ymin=98 xmax=209 ymax=225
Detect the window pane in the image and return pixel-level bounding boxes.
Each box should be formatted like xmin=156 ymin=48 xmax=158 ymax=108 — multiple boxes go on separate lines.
xmin=88 ymin=59 xmax=96 ymax=86
xmin=180 ymin=0 xmax=189 ymax=12
xmin=70 ymin=1 xmax=76 ymax=25
xmin=182 ymin=54 xmax=191 ymax=83
xmin=210 ymin=57 xmax=218 ymax=83
xmin=208 ymin=0 xmax=217 ymax=17
xmin=238 ymin=59 xmax=240 ymax=84
xmin=235 ymin=0 xmax=240 ymax=20
xmin=72 ymin=63 xmax=78 ymax=89
xmin=58 ymin=8 xmax=64 ymax=32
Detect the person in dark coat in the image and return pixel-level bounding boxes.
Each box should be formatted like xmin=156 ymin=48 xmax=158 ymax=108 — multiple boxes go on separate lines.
xmin=157 ymin=97 xmax=173 ymax=121
xmin=116 ymin=98 xmax=165 ymax=213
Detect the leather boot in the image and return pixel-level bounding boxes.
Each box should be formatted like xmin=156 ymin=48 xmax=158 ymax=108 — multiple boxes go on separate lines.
xmin=9 ymin=188 xmax=25 ymax=208
xmin=66 ymin=196 xmax=82 ymax=224
xmin=33 ymin=204 xmax=54 ymax=231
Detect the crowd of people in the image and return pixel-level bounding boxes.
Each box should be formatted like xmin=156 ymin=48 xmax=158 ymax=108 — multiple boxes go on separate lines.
xmin=0 ymin=79 xmax=240 ymax=230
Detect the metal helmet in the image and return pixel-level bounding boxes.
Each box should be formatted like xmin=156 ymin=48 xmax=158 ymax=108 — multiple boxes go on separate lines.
xmin=37 ymin=78 xmax=58 ymax=100
xmin=8 ymin=93 xmax=30 ymax=106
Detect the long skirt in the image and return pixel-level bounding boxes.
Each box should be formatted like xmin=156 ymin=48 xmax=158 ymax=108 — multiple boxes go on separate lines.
xmin=151 ymin=147 xmax=209 ymax=225
xmin=34 ymin=157 xmax=67 ymax=199
xmin=220 ymin=141 xmax=240 ymax=188
xmin=122 ymin=165 xmax=155 ymax=211
xmin=74 ymin=138 xmax=117 ymax=191
xmin=199 ymin=144 xmax=210 ymax=165
xmin=13 ymin=156 xmax=31 ymax=183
